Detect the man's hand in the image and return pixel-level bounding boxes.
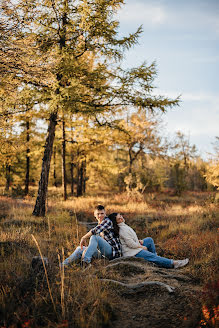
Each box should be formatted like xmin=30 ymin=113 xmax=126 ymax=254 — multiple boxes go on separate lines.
xmin=80 ymin=236 xmax=86 ymax=249
xmin=79 ymin=231 xmax=92 ymax=249
xmin=141 ymin=246 xmax=148 ymax=250
xmin=81 ymin=248 xmax=87 ymax=260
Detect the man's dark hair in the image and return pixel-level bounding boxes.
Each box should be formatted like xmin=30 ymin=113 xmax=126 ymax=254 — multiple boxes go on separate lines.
xmin=95 ymin=204 xmax=105 ymax=211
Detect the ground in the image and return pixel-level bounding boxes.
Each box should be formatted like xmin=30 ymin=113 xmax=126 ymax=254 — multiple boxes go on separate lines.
xmin=84 ymin=257 xmax=202 ymax=328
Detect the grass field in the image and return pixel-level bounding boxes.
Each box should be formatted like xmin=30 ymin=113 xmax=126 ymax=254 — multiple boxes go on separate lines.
xmin=0 ymin=190 xmax=218 ymax=327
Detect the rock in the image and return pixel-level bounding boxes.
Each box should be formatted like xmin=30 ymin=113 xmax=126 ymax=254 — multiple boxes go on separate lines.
xmin=31 ymin=256 xmax=48 ymax=273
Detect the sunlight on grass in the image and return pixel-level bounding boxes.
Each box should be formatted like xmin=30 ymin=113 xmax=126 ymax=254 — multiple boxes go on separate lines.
xmin=0 ymin=191 xmax=218 ymax=327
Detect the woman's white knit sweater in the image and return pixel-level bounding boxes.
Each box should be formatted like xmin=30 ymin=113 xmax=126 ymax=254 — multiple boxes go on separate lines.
xmin=118 ymin=222 xmax=142 ymax=257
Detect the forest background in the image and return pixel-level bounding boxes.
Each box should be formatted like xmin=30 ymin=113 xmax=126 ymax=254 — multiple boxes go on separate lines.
xmin=0 ymin=0 xmax=218 ymax=204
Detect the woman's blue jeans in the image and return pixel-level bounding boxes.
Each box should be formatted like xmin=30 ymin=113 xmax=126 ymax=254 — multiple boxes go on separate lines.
xmin=83 ymin=235 xmax=113 ymax=263
xmin=135 ymin=237 xmax=173 ymax=268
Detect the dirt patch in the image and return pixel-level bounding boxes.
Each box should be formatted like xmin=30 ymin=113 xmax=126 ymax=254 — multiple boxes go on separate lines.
xmin=92 ymin=257 xmax=202 ymax=328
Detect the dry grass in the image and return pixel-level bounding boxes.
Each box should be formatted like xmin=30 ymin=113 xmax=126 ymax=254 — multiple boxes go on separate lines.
xmin=0 ymin=191 xmax=218 ymax=327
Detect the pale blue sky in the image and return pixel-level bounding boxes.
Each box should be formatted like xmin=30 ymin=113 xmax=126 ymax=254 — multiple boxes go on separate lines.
xmin=117 ymin=0 xmax=219 ymax=159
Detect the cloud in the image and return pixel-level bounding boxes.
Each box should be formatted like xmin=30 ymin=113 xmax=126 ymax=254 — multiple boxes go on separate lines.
xmin=181 ymin=92 xmax=219 ymax=103
xmin=158 ymin=90 xmax=219 ymax=142
xmin=194 ymin=55 xmax=219 ymax=64
xmin=117 ymin=1 xmax=167 ymax=26
xmin=117 ymin=0 xmax=219 ymax=39
xmin=154 ymin=90 xmax=219 ymax=105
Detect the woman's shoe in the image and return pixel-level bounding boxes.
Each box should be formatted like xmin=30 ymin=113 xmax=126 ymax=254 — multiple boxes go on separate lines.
xmin=173 ymin=258 xmax=189 ymax=269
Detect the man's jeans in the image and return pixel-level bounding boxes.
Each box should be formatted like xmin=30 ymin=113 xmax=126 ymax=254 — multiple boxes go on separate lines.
xmin=61 ymin=235 xmax=113 ymax=266
xmin=61 ymin=246 xmax=92 ymax=267
xmin=83 ymin=235 xmax=113 ymax=263
xmin=135 ymin=237 xmax=173 ymax=268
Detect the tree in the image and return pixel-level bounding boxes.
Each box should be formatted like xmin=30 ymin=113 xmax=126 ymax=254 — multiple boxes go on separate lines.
xmin=171 ymin=131 xmax=197 ymax=168
xmin=0 ymin=114 xmax=23 ymax=192
xmin=97 ymin=111 xmax=166 ymax=191
xmin=169 ymin=131 xmax=198 ymax=195
xmin=205 ymin=137 xmax=219 ymax=190
xmin=1 ymin=0 xmax=179 ymax=215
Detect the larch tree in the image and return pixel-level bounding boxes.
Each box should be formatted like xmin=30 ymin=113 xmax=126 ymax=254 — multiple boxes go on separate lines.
xmin=1 ymin=0 xmax=179 ymax=216
xmin=205 ymin=137 xmax=219 ymax=190
xmin=97 ymin=110 xmax=166 ymax=191
xmin=2 ymin=0 xmax=143 ymax=216
xmin=169 ymin=131 xmax=198 ymax=195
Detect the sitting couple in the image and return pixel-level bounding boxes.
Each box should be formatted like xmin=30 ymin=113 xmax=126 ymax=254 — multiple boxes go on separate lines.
xmin=61 ymin=205 xmax=189 ymax=269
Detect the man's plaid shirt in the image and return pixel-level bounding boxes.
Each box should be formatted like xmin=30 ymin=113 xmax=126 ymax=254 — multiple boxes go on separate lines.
xmin=91 ymin=217 xmax=122 ymax=259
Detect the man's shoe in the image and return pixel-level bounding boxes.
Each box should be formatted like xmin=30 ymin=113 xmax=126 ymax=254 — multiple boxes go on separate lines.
xmin=174 ymin=258 xmax=189 ymax=269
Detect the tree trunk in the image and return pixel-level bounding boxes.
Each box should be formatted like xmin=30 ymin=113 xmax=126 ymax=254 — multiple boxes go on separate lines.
xmin=82 ymin=159 xmax=86 ymax=194
xmin=77 ymin=161 xmax=83 ymax=197
xmin=5 ymin=163 xmax=11 ymax=191
xmin=70 ymin=121 xmax=75 ymax=196
xmin=24 ymin=118 xmax=30 ymax=195
xmin=53 ymin=146 xmax=58 ymax=187
xmin=62 ymin=118 xmax=67 ymax=200
xmin=70 ymin=155 xmax=74 ymax=196
xmin=33 ymin=111 xmax=58 ymax=216
xmin=128 ymin=148 xmax=133 ymax=175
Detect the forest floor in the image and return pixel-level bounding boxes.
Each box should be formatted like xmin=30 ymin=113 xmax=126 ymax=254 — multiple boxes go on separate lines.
xmin=0 ymin=190 xmax=218 ymax=327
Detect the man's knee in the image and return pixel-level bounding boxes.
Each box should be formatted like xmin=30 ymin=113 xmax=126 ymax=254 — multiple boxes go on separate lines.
xmin=90 ymin=235 xmax=98 ymax=241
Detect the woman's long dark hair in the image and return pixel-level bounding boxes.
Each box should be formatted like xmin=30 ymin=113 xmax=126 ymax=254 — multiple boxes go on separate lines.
xmin=108 ymin=213 xmax=120 ymax=237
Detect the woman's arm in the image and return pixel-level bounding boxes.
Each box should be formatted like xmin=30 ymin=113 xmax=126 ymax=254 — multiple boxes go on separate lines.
xmin=119 ymin=229 xmax=141 ymax=249
xmin=139 ymin=239 xmax=147 ymax=250
xmin=120 ymin=227 xmax=147 ymax=250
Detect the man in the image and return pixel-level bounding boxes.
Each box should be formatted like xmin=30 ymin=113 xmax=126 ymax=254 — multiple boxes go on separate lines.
xmin=61 ymin=205 xmax=122 ymax=267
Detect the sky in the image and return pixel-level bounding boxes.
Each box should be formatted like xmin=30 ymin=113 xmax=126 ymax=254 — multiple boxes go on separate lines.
xmin=116 ymin=0 xmax=219 ymax=160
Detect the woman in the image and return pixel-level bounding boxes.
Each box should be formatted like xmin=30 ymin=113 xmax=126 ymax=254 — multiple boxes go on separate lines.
xmin=108 ymin=213 xmax=189 ymax=269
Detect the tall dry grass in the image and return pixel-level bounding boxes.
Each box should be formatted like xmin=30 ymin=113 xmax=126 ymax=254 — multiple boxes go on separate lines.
xmin=0 ymin=197 xmax=114 ymax=327
xmin=0 ymin=191 xmax=218 ymax=327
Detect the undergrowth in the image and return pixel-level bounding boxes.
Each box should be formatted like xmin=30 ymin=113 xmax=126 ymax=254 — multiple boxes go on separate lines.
xmin=0 ymin=191 xmax=218 ymax=327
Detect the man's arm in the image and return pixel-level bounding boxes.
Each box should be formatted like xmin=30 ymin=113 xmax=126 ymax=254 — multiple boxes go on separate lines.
xmin=91 ymin=218 xmax=111 ymax=235
xmin=80 ymin=230 xmax=92 ymax=249
xmin=80 ymin=218 xmax=110 ymax=249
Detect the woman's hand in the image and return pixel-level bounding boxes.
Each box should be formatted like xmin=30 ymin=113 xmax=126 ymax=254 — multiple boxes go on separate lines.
xmin=139 ymin=240 xmax=147 ymax=250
